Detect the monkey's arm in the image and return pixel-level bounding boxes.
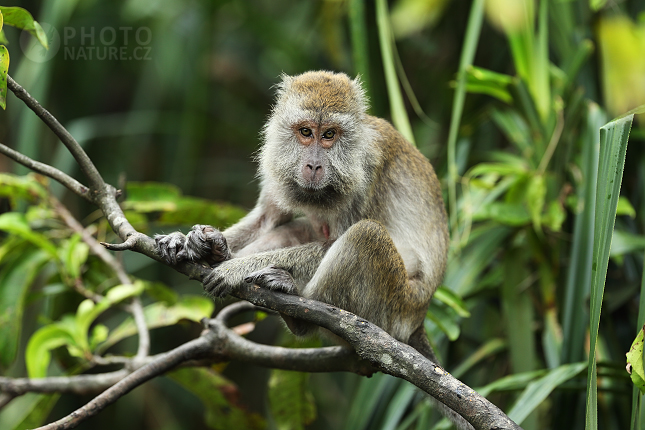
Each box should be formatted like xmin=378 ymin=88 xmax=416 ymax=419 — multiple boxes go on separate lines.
xmin=203 ymin=242 xmax=327 ymax=298
xmin=155 ymin=192 xmax=313 ymax=265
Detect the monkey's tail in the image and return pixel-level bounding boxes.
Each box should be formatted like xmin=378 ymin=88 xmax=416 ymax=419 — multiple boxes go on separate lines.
xmin=408 ymin=326 xmax=475 ymax=430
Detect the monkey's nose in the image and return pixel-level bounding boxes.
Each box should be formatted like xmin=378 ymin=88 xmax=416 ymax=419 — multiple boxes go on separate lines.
xmin=304 ymin=163 xmax=324 ymax=182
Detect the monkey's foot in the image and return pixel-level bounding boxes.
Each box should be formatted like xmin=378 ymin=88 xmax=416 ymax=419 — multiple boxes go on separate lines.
xmin=155 ymin=232 xmax=187 ymax=265
xmin=244 ymin=265 xmax=298 ymax=295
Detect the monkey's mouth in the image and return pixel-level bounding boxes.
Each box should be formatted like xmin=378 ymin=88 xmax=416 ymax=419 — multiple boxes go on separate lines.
xmin=287 ymin=180 xmax=343 ymax=206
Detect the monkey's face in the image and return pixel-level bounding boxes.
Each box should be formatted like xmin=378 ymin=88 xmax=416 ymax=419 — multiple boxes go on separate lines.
xmin=259 ymin=71 xmax=377 ymax=211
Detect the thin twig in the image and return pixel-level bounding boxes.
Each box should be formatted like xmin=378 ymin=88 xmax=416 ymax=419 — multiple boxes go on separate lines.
xmin=51 ymin=197 xmax=150 ymax=358
xmin=0 ymin=142 xmax=91 ymax=201
xmin=6 ymin=76 xmax=105 ymax=191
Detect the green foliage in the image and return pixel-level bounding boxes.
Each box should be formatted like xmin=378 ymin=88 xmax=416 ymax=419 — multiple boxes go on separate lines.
xmin=168 ymin=367 xmax=265 ymax=430
xmin=0 ymin=6 xmax=48 ymax=109
xmin=268 ymin=370 xmax=316 ymax=430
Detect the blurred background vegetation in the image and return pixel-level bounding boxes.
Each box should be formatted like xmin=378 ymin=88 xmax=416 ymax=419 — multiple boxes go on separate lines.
xmin=1 ymin=0 xmax=645 ymax=429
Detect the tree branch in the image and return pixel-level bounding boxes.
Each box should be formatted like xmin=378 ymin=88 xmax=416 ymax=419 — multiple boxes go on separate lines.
xmin=0 ymin=142 xmax=91 ymax=201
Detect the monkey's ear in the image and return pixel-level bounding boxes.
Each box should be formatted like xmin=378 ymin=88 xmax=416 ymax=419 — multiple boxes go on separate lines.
xmin=273 ymin=73 xmax=294 ymax=99
xmin=352 ymin=75 xmax=370 ymax=113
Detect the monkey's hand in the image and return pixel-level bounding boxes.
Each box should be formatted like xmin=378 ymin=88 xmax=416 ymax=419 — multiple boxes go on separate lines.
xmin=155 ymin=224 xmax=230 ymax=266
xmin=203 ymin=262 xmax=297 ymax=298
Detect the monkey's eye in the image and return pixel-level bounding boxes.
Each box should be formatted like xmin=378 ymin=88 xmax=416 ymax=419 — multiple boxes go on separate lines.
xmin=299 ymin=128 xmax=313 ymax=137
xmin=322 ymin=129 xmax=336 ymax=139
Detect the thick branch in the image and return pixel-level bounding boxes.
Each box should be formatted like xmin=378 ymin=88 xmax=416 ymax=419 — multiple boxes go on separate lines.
xmin=0 ymin=142 xmax=90 ymax=201
xmin=6 ymin=76 xmax=104 ymax=191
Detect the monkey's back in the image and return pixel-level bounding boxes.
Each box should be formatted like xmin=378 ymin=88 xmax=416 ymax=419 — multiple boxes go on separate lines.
xmin=363 ymin=116 xmax=449 ymax=302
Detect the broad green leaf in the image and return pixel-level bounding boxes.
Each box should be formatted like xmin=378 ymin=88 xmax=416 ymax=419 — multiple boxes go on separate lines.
xmin=508 ymin=362 xmax=587 ymax=424
xmin=0 ymin=212 xmax=57 ymax=256
xmin=344 ymin=374 xmax=397 ymax=430
xmin=25 ymin=320 xmax=76 ymax=378
xmin=0 ymin=7 xmax=48 ymax=48
xmin=0 ymin=249 xmax=51 ymax=367
xmin=169 ymin=368 xmax=264 ymax=430
xmin=627 ymin=326 xmax=645 ymax=394
xmin=100 ymin=295 xmax=214 ymax=352
xmin=268 ymin=370 xmax=316 ymax=430
xmin=433 ymin=287 xmax=470 ymax=318
xmin=0 ymin=10 xmax=3 ymax=32
xmin=586 ymin=113 xmax=633 ymax=430
xmin=75 ymin=281 xmax=145 ymax=347
xmin=0 ymin=44 xmax=7 ymax=110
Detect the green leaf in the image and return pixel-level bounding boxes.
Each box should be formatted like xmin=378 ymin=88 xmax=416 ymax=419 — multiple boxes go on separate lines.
xmin=526 ymin=174 xmax=546 ymax=231
xmin=100 ymin=295 xmax=214 ymax=352
xmin=627 ymin=326 xmax=645 ymax=394
xmin=463 ymin=66 xmax=513 ymax=103
xmin=0 ymin=44 xmax=7 ymax=110
xmin=123 ymin=182 xmax=246 ymax=228
xmin=611 ymin=230 xmax=645 ymax=256
xmin=508 ymin=362 xmax=587 ymax=425
xmin=59 ymin=233 xmax=89 ymax=279
xmin=616 ymin=196 xmax=636 ymax=218
xmin=446 ymin=0 xmax=485 ymax=229
xmin=168 ymin=367 xmax=265 ymax=430
xmin=477 ymin=369 xmax=546 ymax=397
xmin=89 ymin=324 xmax=108 ymax=350
xmin=426 ymin=302 xmax=460 ymax=341
xmin=0 ymin=173 xmax=48 ymax=203
xmin=376 ymin=0 xmax=415 ymax=145
xmin=542 ymin=200 xmax=566 ymax=232
xmin=0 ymin=7 xmax=48 ymax=48
xmin=433 ymin=286 xmax=470 ymax=318
xmin=25 ymin=320 xmax=76 ymax=378
xmin=0 ymin=212 xmax=57 ymax=256
xmin=0 ymin=393 xmax=60 ymax=430
xmin=0 ymin=249 xmax=51 ymax=367
xmin=268 ymin=370 xmax=316 ymax=430
xmin=586 ymin=113 xmax=633 ymax=430
xmin=473 ymin=202 xmax=531 ymax=226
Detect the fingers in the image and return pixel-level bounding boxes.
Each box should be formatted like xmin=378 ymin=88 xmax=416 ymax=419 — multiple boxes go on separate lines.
xmin=245 ymin=265 xmax=297 ymax=295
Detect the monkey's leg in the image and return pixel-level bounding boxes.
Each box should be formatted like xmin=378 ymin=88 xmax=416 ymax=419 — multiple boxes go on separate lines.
xmin=295 ymin=219 xmax=419 ymax=341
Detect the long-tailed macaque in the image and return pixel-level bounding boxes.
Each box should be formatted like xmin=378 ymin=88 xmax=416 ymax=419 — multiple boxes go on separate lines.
xmin=156 ymin=70 xmax=449 ymax=344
